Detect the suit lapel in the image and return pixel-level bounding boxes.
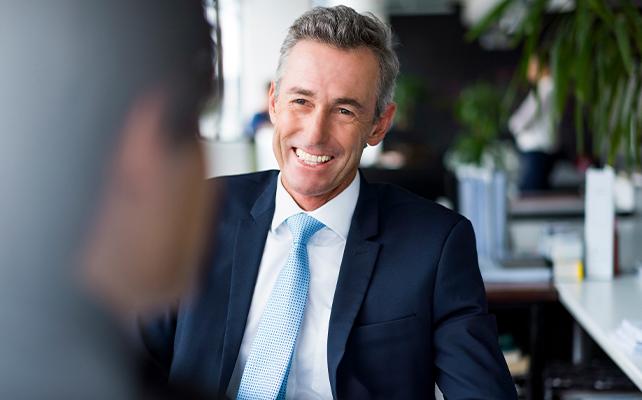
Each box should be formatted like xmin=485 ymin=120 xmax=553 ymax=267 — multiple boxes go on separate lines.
xmin=218 ymin=173 xmax=277 ymax=393
xmin=327 ymin=174 xmax=380 ymax=398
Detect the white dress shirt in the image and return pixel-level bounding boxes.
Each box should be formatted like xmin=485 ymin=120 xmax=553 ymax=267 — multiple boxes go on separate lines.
xmin=226 ymin=172 xmax=360 ymax=400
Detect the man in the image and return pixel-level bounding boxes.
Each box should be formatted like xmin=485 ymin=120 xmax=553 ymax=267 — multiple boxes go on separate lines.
xmin=143 ymin=6 xmax=516 ymax=399
xmin=0 ymin=1 xmax=215 ymax=398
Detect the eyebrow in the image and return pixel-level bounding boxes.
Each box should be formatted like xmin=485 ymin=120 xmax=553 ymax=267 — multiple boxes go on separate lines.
xmin=333 ymin=97 xmax=365 ymax=112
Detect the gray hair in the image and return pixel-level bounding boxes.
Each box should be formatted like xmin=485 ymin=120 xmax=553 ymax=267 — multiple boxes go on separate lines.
xmin=275 ymin=5 xmax=399 ymax=118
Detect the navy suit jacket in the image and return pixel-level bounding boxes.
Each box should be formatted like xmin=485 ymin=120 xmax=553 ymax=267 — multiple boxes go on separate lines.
xmin=141 ymin=170 xmax=516 ymax=399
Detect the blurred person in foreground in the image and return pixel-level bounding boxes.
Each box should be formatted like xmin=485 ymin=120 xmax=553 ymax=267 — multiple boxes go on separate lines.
xmin=142 ymin=5 xmax=516 ymax=399
xmin=0 ymin=1 xmax=216 ymax=398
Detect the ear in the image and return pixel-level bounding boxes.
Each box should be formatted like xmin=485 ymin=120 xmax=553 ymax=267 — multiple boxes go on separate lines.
xmin=268 ymin=80 xmax=278 ymax=124
xmin=366 ymin=102 xmax=396 ymax=146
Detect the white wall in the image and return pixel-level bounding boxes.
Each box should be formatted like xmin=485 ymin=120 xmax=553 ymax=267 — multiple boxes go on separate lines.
xmin=240 ymin=0 xmax=310 ymax=122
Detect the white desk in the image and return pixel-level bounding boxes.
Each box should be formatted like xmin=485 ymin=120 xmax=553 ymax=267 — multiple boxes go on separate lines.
xmin=556 ymin=275 xmax=642 ymax=390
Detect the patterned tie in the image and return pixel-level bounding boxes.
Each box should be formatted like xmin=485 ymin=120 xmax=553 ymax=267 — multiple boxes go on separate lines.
xmin=237 ymin=213 xmax=325 ymax=400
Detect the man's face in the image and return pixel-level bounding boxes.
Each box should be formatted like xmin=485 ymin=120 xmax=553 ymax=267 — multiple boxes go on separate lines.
xmin=270 ymin=40 xmax=395 ymax=210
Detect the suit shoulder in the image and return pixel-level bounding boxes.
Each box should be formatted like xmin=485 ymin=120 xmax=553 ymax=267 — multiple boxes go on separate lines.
xmin=208 ymin=170 xmax=278 ymax=212
xmin=373 ymin=182 xmax=466 ymax=229
xmin=210 ymin=169 xmax=277 ymax=190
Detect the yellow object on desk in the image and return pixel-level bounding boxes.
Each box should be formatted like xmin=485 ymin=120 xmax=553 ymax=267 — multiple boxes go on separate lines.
xmin=553 ymin=260 xmax=584 ymax=282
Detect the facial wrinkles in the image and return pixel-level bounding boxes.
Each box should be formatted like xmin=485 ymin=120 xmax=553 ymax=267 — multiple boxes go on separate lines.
xmin=271 ymin=42 xmax=383 ymax=202
xmin=285 ymin=94 xmax=374 ymax=135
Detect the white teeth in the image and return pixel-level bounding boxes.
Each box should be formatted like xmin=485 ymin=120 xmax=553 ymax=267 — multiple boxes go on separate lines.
xmin=295 ymin=148 xmax=332 ymax=164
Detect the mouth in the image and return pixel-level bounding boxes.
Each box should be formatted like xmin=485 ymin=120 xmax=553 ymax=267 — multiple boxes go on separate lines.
xmin=294 ymin=148 xmax=334 ymax=166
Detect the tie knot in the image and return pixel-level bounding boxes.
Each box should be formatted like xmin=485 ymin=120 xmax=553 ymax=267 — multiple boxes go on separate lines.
xmin=286 ymin=213 xmax=325 ymax=244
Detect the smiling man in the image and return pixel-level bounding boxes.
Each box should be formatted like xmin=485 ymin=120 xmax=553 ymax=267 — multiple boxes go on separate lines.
xmin=142 ymin=5 xmax=516 ymax=399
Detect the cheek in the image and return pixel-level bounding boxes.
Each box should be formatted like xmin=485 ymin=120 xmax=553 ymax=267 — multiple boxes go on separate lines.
xmin=338 ymin=130 xmax=368 ymax=158
xmin=272 ymin=115 xmax=299 ymax=151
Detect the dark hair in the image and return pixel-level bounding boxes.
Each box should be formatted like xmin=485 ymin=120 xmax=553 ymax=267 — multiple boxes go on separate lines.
xmin=105 ymin=1 xmax=215 ymax=144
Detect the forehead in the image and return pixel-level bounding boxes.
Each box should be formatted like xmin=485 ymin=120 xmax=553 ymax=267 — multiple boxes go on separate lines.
xmin=279 ymin=40 xmax=380 ymax=104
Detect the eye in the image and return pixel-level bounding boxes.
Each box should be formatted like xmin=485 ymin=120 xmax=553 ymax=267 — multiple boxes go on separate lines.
xmin=338 ymin=108 xmax=354 ymax=116
xmin=293 ymin=98 xmax=307 ymax=106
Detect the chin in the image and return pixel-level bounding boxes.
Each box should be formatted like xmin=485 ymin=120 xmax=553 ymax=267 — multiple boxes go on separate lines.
xmin=291 ymin=183 xmax=331 ymax=198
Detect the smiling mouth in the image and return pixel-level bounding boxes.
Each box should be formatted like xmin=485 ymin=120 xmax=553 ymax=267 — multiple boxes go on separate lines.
xmin=294 ymin=148 xmax=334 ymax=165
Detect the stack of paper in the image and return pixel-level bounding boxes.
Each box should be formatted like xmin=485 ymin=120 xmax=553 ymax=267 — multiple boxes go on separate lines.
xmin=613 ymin=319 xmax=642 ymax=355
xmin=479 ymin=256 xmax=552 ymax=283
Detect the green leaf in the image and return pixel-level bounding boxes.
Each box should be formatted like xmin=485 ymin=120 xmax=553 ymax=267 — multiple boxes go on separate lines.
xmin=620 ymin=71 xmax=638 ymax=131
xmin=627 ymin=113 xmax=635 ymax=168
xmin=520 ymin=0 xmax=548 ymax=53
xmin=621 ymin=0 xmax=642 ymax=55
xmin=608 ymin=122 xmax=623 ymax=166
xmin=607 ymin=78 xmax=626 ymax=163
xmin=636 ymin=78 xmax=642 ymax=164
xmin=609 ymin=78 xmax=625 ymax=134
xmin=575 ymin=100 xmax=585 ymax=156
xmin=614 ymin=14 xmax=635 ymax=75
xmin=637 ymin=75 xmax=642 ymax=125
xmin=550 ymin=21 xmax=573 ymax=123
xmin=587 ymin=0 xmax=616 ymax=28
xmin=594 ymin=81 xmax=613 ymax=160
xmin=465 ymin=0 xmax=514 ymax=42
xmin=574 ymin=2 xmax=594 ymax=103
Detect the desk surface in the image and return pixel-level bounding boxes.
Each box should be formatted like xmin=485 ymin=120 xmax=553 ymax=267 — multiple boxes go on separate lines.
xmin=555 ymin=275 xmax=642 ymax=390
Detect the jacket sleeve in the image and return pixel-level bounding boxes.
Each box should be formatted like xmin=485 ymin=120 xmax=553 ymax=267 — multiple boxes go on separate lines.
xmin=432 ymin=219 xmax=517 ymax=399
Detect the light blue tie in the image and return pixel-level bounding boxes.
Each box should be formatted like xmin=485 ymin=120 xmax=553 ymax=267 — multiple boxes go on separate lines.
xmin=237 ymin=213 xmax=325 ymax=400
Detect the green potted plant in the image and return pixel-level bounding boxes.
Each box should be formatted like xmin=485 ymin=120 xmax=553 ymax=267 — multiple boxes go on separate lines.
xmin=467 ymin=0 xmax=642 ymax=279
xmin=446 ymin=81 xmax=516 ymax=264
xmin=448 ymin=81 xmax=508 ymax=168
xmin=467 ymin=0 xmax=642 ymax=166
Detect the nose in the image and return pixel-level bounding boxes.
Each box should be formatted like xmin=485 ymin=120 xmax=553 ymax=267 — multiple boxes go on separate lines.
xmin=305 ymin=108 xmax=329 ymax=145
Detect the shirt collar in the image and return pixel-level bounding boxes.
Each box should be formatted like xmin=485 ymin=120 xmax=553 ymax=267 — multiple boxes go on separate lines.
xmin=271 ymin=172 xmax=360 ymax=240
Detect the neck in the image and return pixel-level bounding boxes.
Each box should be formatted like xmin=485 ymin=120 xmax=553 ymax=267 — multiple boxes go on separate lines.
xmin=282 ymin=171 xmax=357 ymax=211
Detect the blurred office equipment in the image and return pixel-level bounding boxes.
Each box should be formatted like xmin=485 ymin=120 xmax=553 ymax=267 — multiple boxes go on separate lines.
xmin=585 ymin=167 xmax=616 ymax=280
xmin=457 ymin=166 xmax=508 ymax=262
